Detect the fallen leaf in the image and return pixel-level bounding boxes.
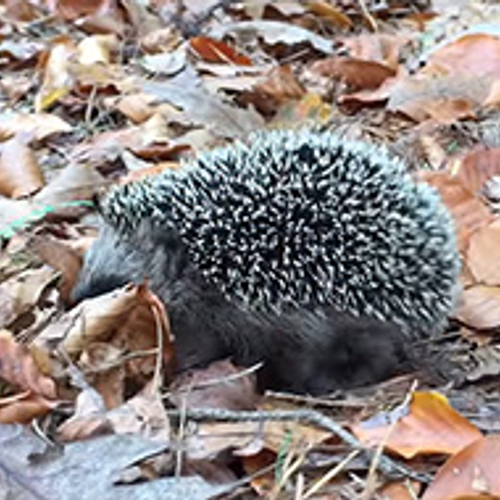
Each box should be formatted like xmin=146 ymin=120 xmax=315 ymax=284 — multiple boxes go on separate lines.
xmin=141 ymin=48 xmax=187 ymax=76
xmin=241 ymin=65 xmax=305 ymax=115
xmin=0 ymin=133 xmax=44 ymax=198
xmin=35 ymin=37 xmax=77 ymax=112
xmin=468 ymin=220 xmax=500 ymax=285
xmin=420 ymin=171 xmax=494 ymax=252
xmin=0 ymin=424 xmax=225 ymax=499
xmin=77 ymin=34 xmax=118 ymax=65
xmin=107 ymin=382 xmax=170 ymax=441
xmin=210 ymin=20 xmax=334 ymax=54
xmin=57 ymin=384 xmax=110 ymax=441
xmin=388 ymin=31 xmax=500 ymax=123
xmin=139 ymin=79 xmax=265 ymax=138
xmin=0 ymin=112 xmax=72 ymax=141
xmin=0 ymin=330 xmax=58 ymax=423
xmin=422 ymin=435 xmax=500 ymax=500
xmin=169 ymin=359 xmax=257 ymax=411
xmin=457 ymin=148 xmax=500 ymax=193
xmin=190 ymin=36 xmax=252 ymax=65
xmin=353 ymin=392 xmax=482 ymax=459
xmin=29 ymin=234 xmax=83 ymax=304
xmin=305 ymin=1 xmax=353 ymax=29
xmin=0 ymin=267 xmax=57 ymax=327
xmin=34 ymin=161 xmax=107 ymax=206
xmin=456 ymin=285 xmax=500 ymax=330
xmin=309 ymin=57 xmax=396 ymax=90
xmin=424 ymin=33 xmax=500 ymax=79
xmin=340 ymin=33 xmax=409 ymax=70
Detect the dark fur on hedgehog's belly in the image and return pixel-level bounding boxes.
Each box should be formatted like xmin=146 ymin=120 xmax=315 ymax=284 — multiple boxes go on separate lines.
xmin=73 ymin=224 xmax=410 ymax=395
xmin=149 ymin=264 xmax=409 ymax=394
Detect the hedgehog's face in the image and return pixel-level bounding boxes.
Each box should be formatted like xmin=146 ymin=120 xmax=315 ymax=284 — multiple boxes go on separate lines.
xmin=72 ymin=223 xmax=142 ymax=302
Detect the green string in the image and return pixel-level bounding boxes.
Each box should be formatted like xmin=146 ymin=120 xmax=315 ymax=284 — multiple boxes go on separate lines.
xmin=275 ymin=427 xmax=293 ymax=483
xmin=0 ymin=200 xmax=94 ymax=240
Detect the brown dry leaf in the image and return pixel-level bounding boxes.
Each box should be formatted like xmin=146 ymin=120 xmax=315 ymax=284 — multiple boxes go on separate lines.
xmin=484 ymin=79 xmax=500 ymax=108
xmin=139 ymin=78 xmax=265 ymax=138
xmin=420 ymin=171 xmax=494 ymax=252
xmin=456 ymin=148 xmax=500 ymax=193
xmin=0 ymin=112 xmax=72 ymax=141
xmin=468 ymin=220 xmax=500 ymax=285
xmin=62 ymin=286 xmax=142 ymax=356
xmin=0 ymin=133 xmax=44 ymax=198
xmin=71 ymin=57 xmax=130 ymax=93
xmin=241 ymin=65 xmax=305 ymax=116
xmin=190 ymin=36 xmax=252 ymax=66
xmin=340 ymin=33 xmax=409 ymax=71
xmin=258 ymin=400 xmax=331 ymax=455
xmin=305 ymin=0 xmax=353 ymax=29
xmin=80 ymin=343 xmax=125 ymax=409
xmin=64 ymin=284 xmax=173 ymax=389
xmin=107 ymin=382 xmax=170 ymax=441
xmin=59 ymin=380 xmax=170 ymax=442
xmin=456 ymin=285 xmax=500 ymax=330
xmin=337 ymin=74 xmax=400 ymax=108
xmin=379 ymin=481 xmax=422 ymax=500
xmin=35 ymin=37 xmax=77 ymax=112
xmin=0 ymin=329 xmax=58 ymax=423
xmin=309 ymin=57 xmax=396 ymax=91
xmin=114 ymin=93 xmax=157 ymax=123
xmin=210 ymin=21 xmax=334 ymax=54
xmin=57 ymin=384 xmax=110 ymax=441
xmin=352 ymin=391 xmax=482 ymax=459
xmin=0 ymin=75 xmax=34 ymax=103
xmin=29 ymin=234 xmax=83 ymax=304
xmin=63 ymin=284 xmax=170 ymax=357
xmin=139 ymin=26 xmax=179 ymax=54
xmin=2 ymin=0 xmax=40 ymax=22
xmin=186 ymin=420 xmax=264 ymax=460
xmin=262 ymin=419 xmax=331 ymax=456
xmin=169 ymin=360 xmax=257 ymax=411
xmin=243 ymin=450 xmax=278 ymax=498
xmin=389 ymin=32 xmax=500 ymax=123
xmin=69 ymin=115 xmax=184 ymax=166
xmin=424 ymin=33 xmax=500 ymax=80
xmin=48 ymin=0 xmax=113 ymax=20
xmin=120 ymin=161 xmax=178 ymax=184
xmin=48 ymin=0 xmax=126 ymax=34
xmin=390 ymin=82 xmax=476 ymax=123
xmin=422 ymin=435 xmax=500 ymax=500
xmin=34 ymin=162 xmax=106 ymax=206
xmin=0 ymin=266 xmax=57 ymax=328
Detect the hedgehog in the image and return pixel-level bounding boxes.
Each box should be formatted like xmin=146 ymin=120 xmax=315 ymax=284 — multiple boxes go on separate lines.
xmin=73 ymin=130 xmax=460 ymax=394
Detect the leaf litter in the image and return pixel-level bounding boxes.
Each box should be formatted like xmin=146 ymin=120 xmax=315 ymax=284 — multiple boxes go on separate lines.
xmin=2 ymin=0 xmax=500 ymax=498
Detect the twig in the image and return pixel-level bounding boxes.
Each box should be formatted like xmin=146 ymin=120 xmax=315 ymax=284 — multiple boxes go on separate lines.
xmin=303 ymin=450 xmax=360 ymax=499
xmin=357 ymin=0 xmax=378 ymax=31
xmin=164 ymin=362 xmax=262 ymax=396
xmin=362 ymin=380 xmax=419 ymax=499
xmin=166 ymin=407 xmax=431 ymax=483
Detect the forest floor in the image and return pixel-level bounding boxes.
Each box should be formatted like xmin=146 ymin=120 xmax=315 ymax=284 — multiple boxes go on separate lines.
xmin=1 ymin=0 xmax=500 ymax=498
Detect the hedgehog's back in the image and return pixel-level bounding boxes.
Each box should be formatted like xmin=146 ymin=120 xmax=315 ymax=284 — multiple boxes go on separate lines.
xmin=103 ymin=130 xmax=460 ymax=336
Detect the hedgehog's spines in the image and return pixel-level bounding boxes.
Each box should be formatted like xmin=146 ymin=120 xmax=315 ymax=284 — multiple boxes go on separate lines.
xmin=98 ymin=129 xmax=460 ymax=336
